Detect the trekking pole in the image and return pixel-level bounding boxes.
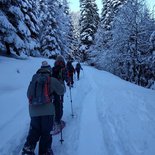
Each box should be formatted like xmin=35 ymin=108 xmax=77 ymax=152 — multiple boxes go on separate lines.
xmin=59 ymin=96 xmax=64 ymax=144
xmin=66 ymin=90 xmax=69 ymax=98
xmin=60 ymin=122 xmax=64 ymax=144
xmin=69 ymin=85 xmax=74 ymax=117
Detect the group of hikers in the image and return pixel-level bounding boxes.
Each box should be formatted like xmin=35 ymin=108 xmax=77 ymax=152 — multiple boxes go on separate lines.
xmin=22 ymin=55 xmax=83 ymax=155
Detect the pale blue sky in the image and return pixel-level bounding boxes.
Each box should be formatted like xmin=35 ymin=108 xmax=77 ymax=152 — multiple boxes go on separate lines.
xmin=68 ymin=0 xmax=102 ymax=12
xmin=68 ymin=0 xmax=155 ymax=13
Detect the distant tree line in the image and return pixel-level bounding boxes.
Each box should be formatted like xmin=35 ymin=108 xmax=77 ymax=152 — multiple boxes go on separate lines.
xmin=0 ymin=0 xmax=155 ymax=89
xmin=78 ymin=0 xmax=155 ymax=89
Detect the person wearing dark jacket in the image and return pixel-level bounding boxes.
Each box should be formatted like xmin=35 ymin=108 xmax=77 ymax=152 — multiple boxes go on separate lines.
xmin=51 ymin=55 xmax=67 ymax=133
xmin=66 ymin=61 xmax=75 ymax=87
xmin=22 ymin=61 xmax=65 ymax=155
xmin=75 ymin=62 xmax=83 ymax=80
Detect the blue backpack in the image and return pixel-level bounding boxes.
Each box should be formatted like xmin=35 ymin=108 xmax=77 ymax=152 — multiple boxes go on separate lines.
xmin=27 ymin=69 xmax=52 ymax=106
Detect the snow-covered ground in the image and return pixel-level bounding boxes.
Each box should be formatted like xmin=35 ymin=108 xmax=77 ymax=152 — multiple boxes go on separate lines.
xmin=0 ymin=56 xmax=155 ymax=155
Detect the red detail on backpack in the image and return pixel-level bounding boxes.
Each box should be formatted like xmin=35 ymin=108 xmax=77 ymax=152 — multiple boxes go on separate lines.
xmin=29 ymin=96 xmax=33 ymax=104
xmin=27 ymin=71 xmax=52 ymax=106
xmin=44 ymin=77 xmax=51 ymax=103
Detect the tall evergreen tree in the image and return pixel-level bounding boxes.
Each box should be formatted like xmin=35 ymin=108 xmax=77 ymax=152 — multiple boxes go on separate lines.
xmin=20 ymin=0 xmax=40 ymax=56
xmin=39 ymin=0 xmax=73 ymax=59
xmin=101 ymin=0 xmax=126 ymax=30
xmin=39 ymin=0 xmax=62 ymax=58
xmin=57 ymin=0 xmax=74 ymax=59
xmin=91 ymin=0 xmax=155 ymax=89
xmin=89 ymin=0 xmax=126 ymax=66
xmin=0 ymin=0 xmax=40 ymax=57
xmin=111 ymin=0 xmax=155 ymax=87
xmin=70 ymin=11 xmax=81 ymax=60
xmin=79 ymin=0 xmax=99 ymax=61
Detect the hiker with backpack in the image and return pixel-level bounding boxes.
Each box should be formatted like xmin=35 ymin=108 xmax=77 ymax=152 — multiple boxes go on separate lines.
xmin=66 ymin=60 xmax=75 ymax=87
xmin=51 ymin=55 xmax=68 ymax=134
xmin=22 ymin=61 xmax=65 ymax=155
xmin=75 ymin=62 xmax=83 ymax=80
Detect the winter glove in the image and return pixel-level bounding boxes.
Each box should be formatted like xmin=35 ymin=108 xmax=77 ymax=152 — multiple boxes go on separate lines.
xmin=67 ymin=82 xmax=71 ymax=87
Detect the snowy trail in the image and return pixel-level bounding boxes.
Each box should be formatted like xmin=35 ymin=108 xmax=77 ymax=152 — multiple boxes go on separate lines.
xmin=52 ymin=66 xmax=108 ymax=155
xmin=19 ymin=65 xmax=155 ymax=155
xmin=77 ymin=80 xmax=106 ymax=155
xmin=1 ymin=57 xmax=155 ymax=155
xmin=65 ymin=66 xmax=155 ymax=155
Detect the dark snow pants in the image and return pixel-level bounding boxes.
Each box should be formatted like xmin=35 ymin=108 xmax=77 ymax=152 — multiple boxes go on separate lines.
xmin=23 ymin=115 xmax=54 ymax=154
xmin=68 ymin=74 xmax=74 ymax=85
xmin=70 ymin=74 xmax=74 ymax=85
xmin=76 ymin=70 xmax=80 ymax=80
xmin=53 ymin=93 xmax=63 ymax=124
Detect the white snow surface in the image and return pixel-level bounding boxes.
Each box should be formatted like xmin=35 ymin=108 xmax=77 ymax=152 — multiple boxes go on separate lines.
xmin=0 ymin=56 xmax=155 ymax=155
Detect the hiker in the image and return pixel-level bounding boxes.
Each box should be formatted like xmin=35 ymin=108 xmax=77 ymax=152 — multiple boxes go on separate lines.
xmin=22 ymin=61 xmax=65 ymax=155
xmin=66 ymin=60 xmax=75 ymax=87
xmin=51 ymin=55 xmax=68 ymax=133
xmin=40 ymin=60 xmax=53 ymax=72
xmin=75 ymin=62 xmax=83 ymax=80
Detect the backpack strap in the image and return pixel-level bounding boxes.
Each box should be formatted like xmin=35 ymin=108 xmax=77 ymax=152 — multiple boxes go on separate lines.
xmin=37 ymin=68 xmax=51 ymax=75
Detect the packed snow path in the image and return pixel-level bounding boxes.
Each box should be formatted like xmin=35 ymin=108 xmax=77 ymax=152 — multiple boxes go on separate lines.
xmin=0 ymin=57 xmax=155 ymax=155
xmin=75 ymin=68 xmax=106 ymax=155
xmin=53 ymin=66 xmax=155 ymax=155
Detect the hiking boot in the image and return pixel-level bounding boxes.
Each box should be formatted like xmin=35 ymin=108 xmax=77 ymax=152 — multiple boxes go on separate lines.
xmin=47 ymin=149 xmax=54 ymax=155
xmin=50 ymin=123 xmax=61 ymax=135
xmin=50 ymin=120 xmax=66 ymax=135
xmin=22 ymin=146 xmax=35 ymax=155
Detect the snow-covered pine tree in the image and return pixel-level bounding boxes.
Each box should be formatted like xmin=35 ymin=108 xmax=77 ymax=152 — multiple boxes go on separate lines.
xmin=79 ymin=0 xmax=99 ymax=62
xmin=39 ymin=0 xmax=61 ymax=58
xmin=101 ymin=0 xmax=126 ymax=30
xmin=0 ymin=0 xmax=40 ymax=58
xmin=101 ymin=0 xmax=112 ymax=30
xmin=150 ymin=31 xmax=155 ymax=51
xmin=97 ymin=0 xmax=126 ymax=50
xmin=90 ymin=0 xmax=155 ymax=89
xmin=39 ymin=0 xmax=73 ymax=59
xmin=20 ymin=0 xmax=40 ymax=56
xmin=88 ymin=0 xmax=126 ymax=66
xmin=70 ymin=11 xmax=81 ymax=60
xmin=111 ymin=0 xmax=155 ymax=87
xmin=149 ymin=31 xmax=155 ymax=89
xmin=0 ymin=0 xmax=26 ymax=57
xmin=56 ymin=0 xmax=74 ymax=60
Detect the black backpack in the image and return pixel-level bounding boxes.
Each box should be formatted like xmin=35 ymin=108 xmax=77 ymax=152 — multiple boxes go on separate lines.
xmin=67 ymin=61 xmax=74 ymax=73
xmin=27 ymin=69 xmax=52 ymax=106
xmin=76 ymin=63 xmax=81 ymax=70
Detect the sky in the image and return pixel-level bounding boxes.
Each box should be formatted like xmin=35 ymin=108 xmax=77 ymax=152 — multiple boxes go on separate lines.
xmin=68 ymin=0 xmax=155 ymax=13
xmin=69 ymin=0 xmax=102 ymax=13
xmin=0 ymin=56 xmax=155 ymax=155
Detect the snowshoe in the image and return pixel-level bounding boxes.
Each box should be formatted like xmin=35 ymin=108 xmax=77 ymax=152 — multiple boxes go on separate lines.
xmin=51 ymin=120 xmax=66 ymax=135
xmin=22 ymin=146 xmax=35 ymax=155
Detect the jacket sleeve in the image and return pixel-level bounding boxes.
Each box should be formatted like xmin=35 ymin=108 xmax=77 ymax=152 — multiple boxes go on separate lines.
xmin=50 ymin=77 xmax=65 ymax=95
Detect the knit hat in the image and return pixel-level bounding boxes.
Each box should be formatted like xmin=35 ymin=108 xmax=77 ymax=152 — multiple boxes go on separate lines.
xmin=56 ymin=55 xmax=65 ymax=63
xmin=42 ymin=61 xmax=49 ymax=66
xmin=54 ymin=55 xmax=66 ymax=67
